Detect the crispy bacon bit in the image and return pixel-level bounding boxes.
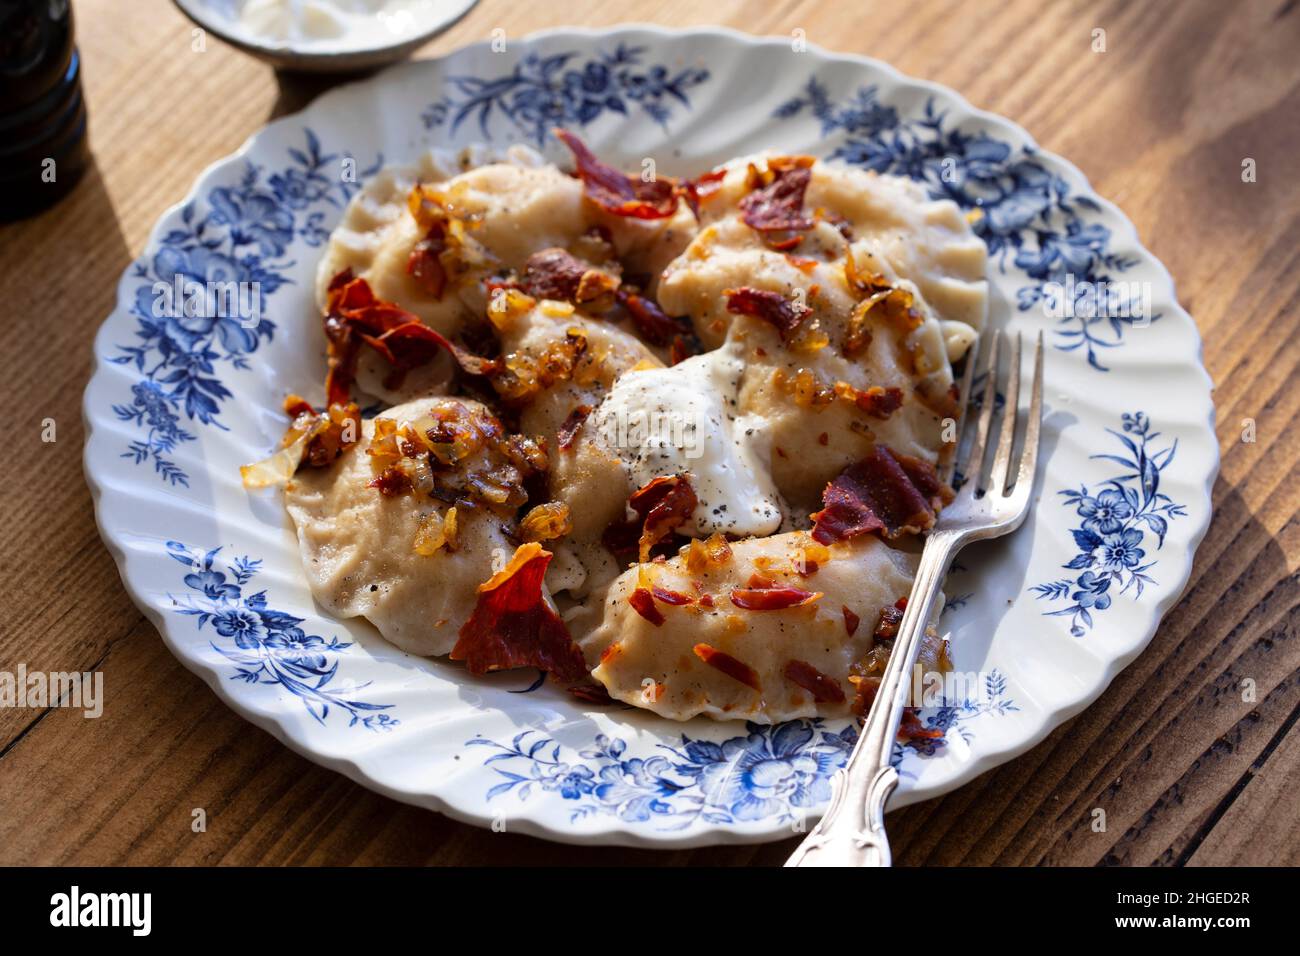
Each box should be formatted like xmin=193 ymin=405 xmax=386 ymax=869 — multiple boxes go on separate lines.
xmin=843 ymin=605 xmax=861 ymax=636
xmin=368 ymin=466 xmax=411 ymax=497
xmin=874 ymin=602 xmax=905 ymax=642
xmin=407 ymin=220 xmax=448 ymax=298
xmin=693 ymin=644 xmax=761 ymax=691
xmin=895 ymin=453 xmax=950 ymax=511
xmin=520 ymin=248 xmax=620 ymax=306
xmin=724 ymin=286 xmax=805 ymax=340
xmin=651 ymin=586 xmax=693 ymax=606
xmin=556 ymin=404 xmax=592 ymax=450
xmin=783 ymin=660 xmax=846 ymax=704
xmin=629 ymin=587 xmax=666 ymax=626
xmin=625 ymin=474 xmax=697 ymax=562
xmin=730 ymin=583 xmax=822 ymax=610
xmin=521 ymin=248 xmax=587 ymax=300
xmin=567 ymin=681 xmax=615 ymax=705
xmin=810 ymin=446 xmax=949 ymax=544
xmin=556 ymin=129 xmax=679 ymax=219
xmin=450 ymin=543 xmax=586 ymax=681
xmin=365 ymin=317 xmax=500 ymax=379
xmin=618 ymin=289 xmax=693 ymax=346
xmin=324 ymin=271 xmax=501 ymax=398
xmin=681 ymin=167 xmax=727 ymax=218
xmin=739 ymin=158 xmax=814 ymax=233
xmin=519 ymin=501 xmax=573 ymax=543
xmin=322 ymin=268 xmax=364 ymax=406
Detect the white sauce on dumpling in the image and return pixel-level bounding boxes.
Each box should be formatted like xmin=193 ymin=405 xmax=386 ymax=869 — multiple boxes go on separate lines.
xmin=590 ymin=341 xmax=784 ymax=537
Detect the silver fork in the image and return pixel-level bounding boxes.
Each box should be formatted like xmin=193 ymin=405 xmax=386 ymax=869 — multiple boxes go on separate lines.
xmin=786 ymin=329 xmax=1044 ymax=867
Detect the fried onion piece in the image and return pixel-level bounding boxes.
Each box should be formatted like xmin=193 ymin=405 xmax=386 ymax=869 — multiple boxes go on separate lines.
xmin=519 ymin=501 xmax=573 ymax=543
xmin=724 ymin=286 xmax=806 ymax=340
xmin=240 ymin=397 xmax=361 ymax=488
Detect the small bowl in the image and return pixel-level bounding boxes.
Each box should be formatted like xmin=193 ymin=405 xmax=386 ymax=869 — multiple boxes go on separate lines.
xmin=172 ymin=0 xmax=478 ymax=73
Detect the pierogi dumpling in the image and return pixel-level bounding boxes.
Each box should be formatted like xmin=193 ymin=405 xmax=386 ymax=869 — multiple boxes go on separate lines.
xmin=580 ymin=532 xmax=924 ymax=722
xmin=284 ymin=397 xmax=516 ymax=657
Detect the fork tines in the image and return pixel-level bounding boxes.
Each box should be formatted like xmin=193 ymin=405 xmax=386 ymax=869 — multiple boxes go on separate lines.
xmin=959 ymin=330 xmax=1044 ymax=500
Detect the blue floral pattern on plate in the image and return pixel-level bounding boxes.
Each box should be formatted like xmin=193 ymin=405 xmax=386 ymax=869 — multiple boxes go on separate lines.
xmin=421 ymin=44 xmax=709 ymax=146
xmin=109 ymin=130 xmax=380 ymax=486
xmin=469 ymin=720 xmax=854 ymax=829
xmin=1031 ymin=412 xmax=1186 ymax=636
xmin=774 ymin=79 xmax=1155 ymax=371
xmin=467 ymin=668 xmax=1019 ymax=823
xmin=165 ymin=541 xmax=397 ymax=730
xmin=894 ymin=669 xmax=1020 ymax=765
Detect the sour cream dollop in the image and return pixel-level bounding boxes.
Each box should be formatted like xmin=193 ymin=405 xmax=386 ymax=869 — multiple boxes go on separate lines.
xmin=590 ymin=344 xmax=785 ymax=539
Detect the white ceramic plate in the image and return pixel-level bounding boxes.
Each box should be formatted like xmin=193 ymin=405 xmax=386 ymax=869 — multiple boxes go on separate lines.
xmin=84 ymin=26 xmax=1217 ymax=847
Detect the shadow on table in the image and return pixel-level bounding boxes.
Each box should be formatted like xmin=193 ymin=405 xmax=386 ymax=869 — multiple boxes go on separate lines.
xmin=0 ymin=152 xmax=134 ymax=745
xmin=268 ymin=68 xmax=381 ymax=120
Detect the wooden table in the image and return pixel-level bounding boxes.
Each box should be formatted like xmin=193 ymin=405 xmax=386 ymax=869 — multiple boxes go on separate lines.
xmin=1 ymin=0 xmax=1296 ymax=866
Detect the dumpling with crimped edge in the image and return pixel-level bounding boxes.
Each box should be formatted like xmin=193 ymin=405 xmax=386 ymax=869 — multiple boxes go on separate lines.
xmin=674 ymin=151 xmax=987 ymax=351
xmin=576 ymin=531 xmax=930 ymax=722
xmin=283 ymin=397 xmax=515 ymax=657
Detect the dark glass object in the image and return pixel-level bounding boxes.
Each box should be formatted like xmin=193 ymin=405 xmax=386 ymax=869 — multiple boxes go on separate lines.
xmin=0 ymin=0 xmax=89 ymax=222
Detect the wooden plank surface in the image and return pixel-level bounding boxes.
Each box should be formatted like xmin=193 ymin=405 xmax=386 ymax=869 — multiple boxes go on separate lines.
xmin=0 ymin=0 xmax=1296 ymax=866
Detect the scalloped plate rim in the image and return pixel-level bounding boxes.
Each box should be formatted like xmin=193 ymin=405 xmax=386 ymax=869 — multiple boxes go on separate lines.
xmin=83 ymin=24 xmax=1218 ymax=849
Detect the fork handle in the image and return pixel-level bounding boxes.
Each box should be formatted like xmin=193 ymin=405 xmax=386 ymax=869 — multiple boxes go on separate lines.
xmin=785 ymin=531 xmax=958 ymax=867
